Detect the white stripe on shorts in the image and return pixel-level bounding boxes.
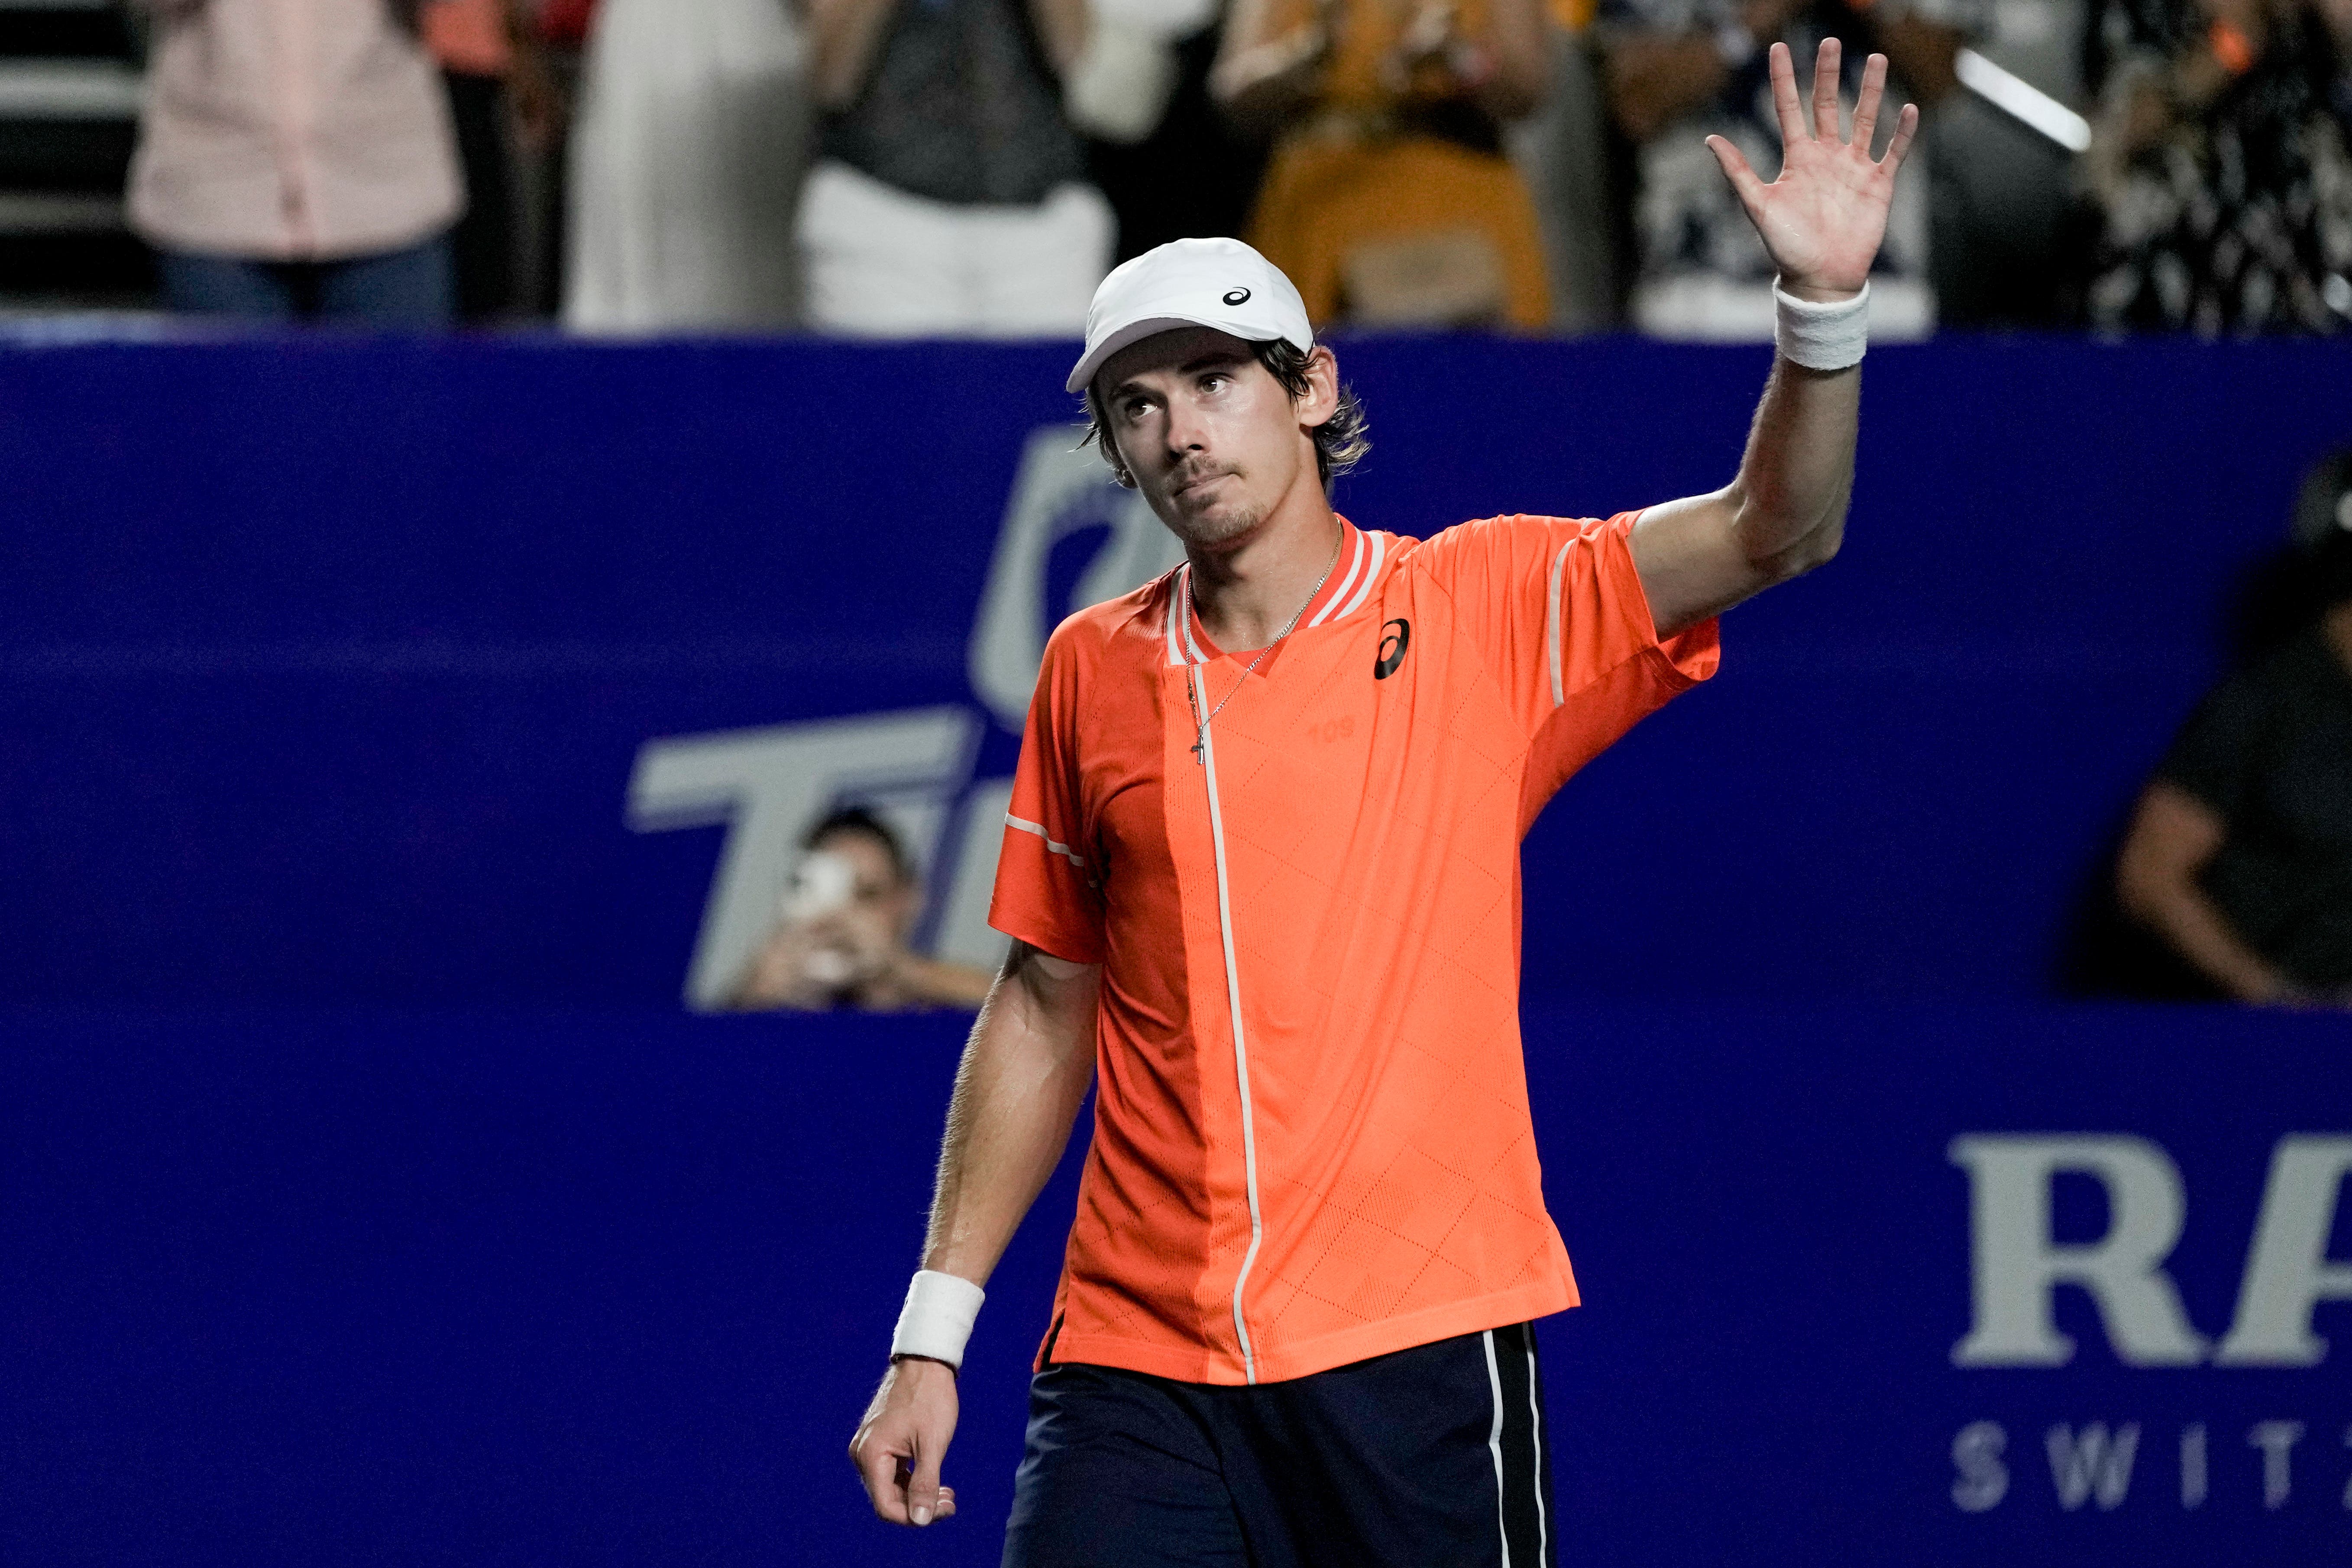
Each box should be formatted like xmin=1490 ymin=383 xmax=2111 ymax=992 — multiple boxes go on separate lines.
xmin=1483 ymin=1329 xmax=1512 ymax=1568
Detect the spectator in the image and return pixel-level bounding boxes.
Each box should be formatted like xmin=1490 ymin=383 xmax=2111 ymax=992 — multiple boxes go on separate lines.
xmin=798 ymin=0 xmax=1113 ymax=336
xmin=1076 ymin=1 xmax=1271 ymax=263
xmin=565 ymin=0 xmax=812 ymax=333
xmin=128 ymin=0 xmax=465 ymax=327
xmin=1508 ymin=0 xmax=1633 ymax=331
xmin=1597 ymin=0 xmax=1977 ymax=338
xmin=732 ymin=807 xmax=996 ymax=1012
xmin=423 ymin=0 xmax=560 ymax=322
xmin=2083 ymin=0 xmax=2352 ymax=333
xmin=1215 ymin=0 xmax=1556 ymax=329
xmin=2116 ymin=493 xmax=2352 ymax=1006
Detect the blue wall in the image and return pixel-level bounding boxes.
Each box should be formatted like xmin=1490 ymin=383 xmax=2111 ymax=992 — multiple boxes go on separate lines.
xmin=6 ymin=336 xmax=2352 ymax=1565
xmin=5 ymin=1005 xmax=2349 ymax=1566
xmin=3 ymin=334 xmax=2348 ymax=1006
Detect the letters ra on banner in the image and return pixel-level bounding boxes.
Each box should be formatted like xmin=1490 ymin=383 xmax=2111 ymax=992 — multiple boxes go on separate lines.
xmin=1945 ymin=1134 xmax=2352 ymax=1519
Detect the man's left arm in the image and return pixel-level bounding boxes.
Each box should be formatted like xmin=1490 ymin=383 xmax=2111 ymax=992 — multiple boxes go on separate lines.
xmin=1629 ymin=39 xmax=1918 ymax=640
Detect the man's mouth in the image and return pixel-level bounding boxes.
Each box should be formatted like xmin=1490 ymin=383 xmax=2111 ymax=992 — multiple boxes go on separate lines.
xmin=1172 ymin=470 xmax=1230 ymax=501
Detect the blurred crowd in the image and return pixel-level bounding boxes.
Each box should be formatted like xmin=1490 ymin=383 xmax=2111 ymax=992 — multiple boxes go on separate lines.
xmin=105 ymin=0 xmax=2352 ymax=335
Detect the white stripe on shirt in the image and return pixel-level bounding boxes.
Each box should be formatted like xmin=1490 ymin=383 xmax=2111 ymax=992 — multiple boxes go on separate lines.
xmin=1005 ymin=813 xmax=1086 ymax=868
xmin=1331 ymin=531 xmax=1385 ymax=622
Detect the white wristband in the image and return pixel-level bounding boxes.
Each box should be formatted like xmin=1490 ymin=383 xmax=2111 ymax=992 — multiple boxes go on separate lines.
xmin=891 ymin=1270 xmax=985 ymax=1370
xmin=1773 ymin=281 xmax=1870 ymax=371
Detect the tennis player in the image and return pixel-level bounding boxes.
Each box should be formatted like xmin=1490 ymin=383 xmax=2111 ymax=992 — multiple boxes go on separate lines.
xmin=851 ymin=40 xmax=1914 ymax=1565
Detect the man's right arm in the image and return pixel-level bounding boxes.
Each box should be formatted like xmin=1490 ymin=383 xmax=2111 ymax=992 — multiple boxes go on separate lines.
xmin=847 ymin=940 xmax=1101 ymax=1528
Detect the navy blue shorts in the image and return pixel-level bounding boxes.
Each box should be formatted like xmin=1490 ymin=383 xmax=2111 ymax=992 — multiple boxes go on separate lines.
xmin=1001 ymin=1323 xmax=1556 ymax=1568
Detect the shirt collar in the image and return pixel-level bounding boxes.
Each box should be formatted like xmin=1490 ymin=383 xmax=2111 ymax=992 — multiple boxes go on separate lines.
xmin=1171 ymin=518 xmax=1375 ymax=667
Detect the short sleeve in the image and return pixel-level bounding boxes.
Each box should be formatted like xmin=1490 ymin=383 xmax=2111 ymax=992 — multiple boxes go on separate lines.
xmin=2157 ymin=667 xmax=2272 ymax=823
xmin=988 ymin=625 xmax=1108 ymax=967
xmin=1417 ymin=511 xmax=1720 ymax=740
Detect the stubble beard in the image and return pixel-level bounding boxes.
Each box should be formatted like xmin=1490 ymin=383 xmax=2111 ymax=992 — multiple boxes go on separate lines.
xmin=1154 ymin=463 xmax=1262 ymax=552
xmin=1165 ymin=498 xmax=1263 ymax=552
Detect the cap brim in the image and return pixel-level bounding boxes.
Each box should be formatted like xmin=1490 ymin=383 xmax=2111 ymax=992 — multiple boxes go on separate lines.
xmin=1065 ymin=311 xmax=1296 ymax=395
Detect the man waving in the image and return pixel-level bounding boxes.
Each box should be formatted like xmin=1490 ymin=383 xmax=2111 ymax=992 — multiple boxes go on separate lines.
xmin=850 ymin=41 xmax=1915 ymax=1568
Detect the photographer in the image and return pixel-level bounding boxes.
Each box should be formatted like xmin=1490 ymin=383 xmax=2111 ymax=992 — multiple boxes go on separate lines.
xmin=731 ymin=807 xmax=996 ymax=1012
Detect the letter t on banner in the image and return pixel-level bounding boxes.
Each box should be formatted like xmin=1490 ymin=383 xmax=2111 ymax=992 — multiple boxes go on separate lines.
xmin=1948 ymin=1135 xmax=2209 ymax=1367
xmin=2247 ymin=1421 xmax=2305 ymax=1509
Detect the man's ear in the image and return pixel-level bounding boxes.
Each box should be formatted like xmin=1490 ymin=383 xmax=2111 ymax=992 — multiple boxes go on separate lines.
xmin=1298 ymin=345 xmax=1341 ymax=430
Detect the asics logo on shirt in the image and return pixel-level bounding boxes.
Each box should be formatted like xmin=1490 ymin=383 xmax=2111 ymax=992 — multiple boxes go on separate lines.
xmin=1374 ymin=618 xmax=1411 ymax=679
xmin=1223 ymin=288 xmax=1252 ymax=305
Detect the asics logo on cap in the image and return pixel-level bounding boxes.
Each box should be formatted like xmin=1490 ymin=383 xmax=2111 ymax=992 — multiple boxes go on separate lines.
xmin=1066 ymin=240 xmax=1309 ymax=393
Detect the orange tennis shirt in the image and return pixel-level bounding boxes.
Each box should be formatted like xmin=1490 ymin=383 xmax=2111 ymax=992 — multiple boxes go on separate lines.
xmin=989 ymin=511 xmax=1719 ymax=1385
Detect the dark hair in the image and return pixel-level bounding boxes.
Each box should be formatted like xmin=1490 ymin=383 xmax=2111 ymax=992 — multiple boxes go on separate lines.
xmin=1081 ymin=338 xmax=1371 ymax=493
xmin=804 ymin=805 xmax=913 ymax=886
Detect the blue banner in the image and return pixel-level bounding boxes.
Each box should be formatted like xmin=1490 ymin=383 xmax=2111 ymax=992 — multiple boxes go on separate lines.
xmin=5 ymin=1004 xmax=2348 ymax=1565
xmin=4 ymin=336 xmax=2351 ymax=1007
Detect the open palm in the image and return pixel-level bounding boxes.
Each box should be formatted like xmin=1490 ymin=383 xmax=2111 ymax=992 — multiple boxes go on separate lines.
xmin=1707 ymin=39 xmax=1918 ymax=298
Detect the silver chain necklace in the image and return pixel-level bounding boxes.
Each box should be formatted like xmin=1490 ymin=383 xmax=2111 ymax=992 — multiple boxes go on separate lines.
xmin=1185 ymin=527 xmax=1345 ymax=764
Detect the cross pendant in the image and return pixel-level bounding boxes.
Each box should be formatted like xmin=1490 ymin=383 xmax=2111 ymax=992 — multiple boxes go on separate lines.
xmin=1190 ymin=738 xmax=1205 ymax=763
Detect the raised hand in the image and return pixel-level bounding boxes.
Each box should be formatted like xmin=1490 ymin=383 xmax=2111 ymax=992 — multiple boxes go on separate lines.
xmin=1705 ymin=39 xmax=1918 ymax=300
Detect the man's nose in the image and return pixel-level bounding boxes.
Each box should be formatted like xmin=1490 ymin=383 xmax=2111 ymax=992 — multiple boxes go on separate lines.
xmin=1162 ymin=397 xmax=1210 ymax=455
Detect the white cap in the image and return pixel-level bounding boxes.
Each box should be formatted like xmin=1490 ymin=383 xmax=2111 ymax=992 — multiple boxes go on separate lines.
xmin=1066 ymin=237 xmax=1313 ymax=395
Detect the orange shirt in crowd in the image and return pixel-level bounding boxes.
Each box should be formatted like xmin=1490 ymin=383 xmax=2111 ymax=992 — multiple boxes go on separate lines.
xmin=423 ymin=0 xmax=514 ymax=76
xmin=991 ymin=512 xmax=1719 ymax=1385
xmin=1244 ymin=0 xmax=1553 ymax=328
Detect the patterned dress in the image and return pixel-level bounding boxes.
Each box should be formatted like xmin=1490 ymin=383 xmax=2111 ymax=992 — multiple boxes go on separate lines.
xmin=2084 ymin=0 xmax=2352 ymax=334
